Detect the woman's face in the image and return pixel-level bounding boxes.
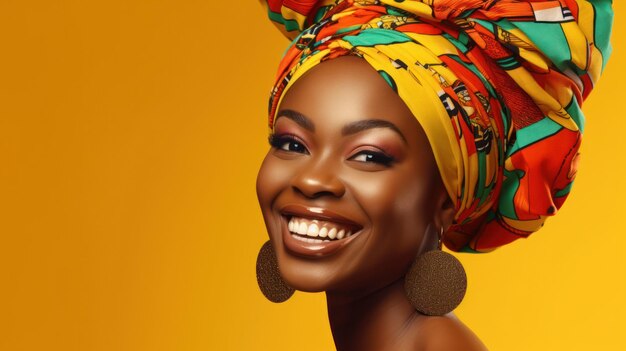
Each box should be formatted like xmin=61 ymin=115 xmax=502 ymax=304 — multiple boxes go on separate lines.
xmin=257 ymin=56 xmax=450 ymax=296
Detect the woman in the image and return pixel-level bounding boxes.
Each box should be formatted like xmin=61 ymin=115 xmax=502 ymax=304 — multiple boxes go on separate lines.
xmin=255 ymin=0 xmax=613 ymax=349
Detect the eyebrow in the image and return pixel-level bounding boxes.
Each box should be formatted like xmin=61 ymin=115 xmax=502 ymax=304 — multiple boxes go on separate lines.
xmin=342 ymin=119 xmax=407 ymax=144
xmin=276 ymin=109 xmax=407 ymax=143
xmin=275 ymin=109 xmax=315 ymax=132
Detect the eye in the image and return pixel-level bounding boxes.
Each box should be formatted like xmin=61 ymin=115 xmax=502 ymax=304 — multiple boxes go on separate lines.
xmin=349 ymin=150 xmax=395 ymax=166
xmin=268 ymin=134 xmax=309 ymax=154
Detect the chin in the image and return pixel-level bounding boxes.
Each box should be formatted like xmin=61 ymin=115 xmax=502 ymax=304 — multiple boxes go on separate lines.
xmin=275 ymin=253 xmax=341 ymax=293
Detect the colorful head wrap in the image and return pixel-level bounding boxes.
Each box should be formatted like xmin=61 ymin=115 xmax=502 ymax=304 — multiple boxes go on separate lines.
xmin=263 ymin=0 xmax=613 ymax=252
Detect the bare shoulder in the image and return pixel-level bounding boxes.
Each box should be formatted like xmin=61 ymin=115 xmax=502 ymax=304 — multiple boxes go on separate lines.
xmin=414 ymin=314 xmax=488 ymax=351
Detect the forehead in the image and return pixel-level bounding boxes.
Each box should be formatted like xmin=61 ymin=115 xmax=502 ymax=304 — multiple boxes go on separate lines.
xmin=277 ymin=56 xmax=424 ymax=139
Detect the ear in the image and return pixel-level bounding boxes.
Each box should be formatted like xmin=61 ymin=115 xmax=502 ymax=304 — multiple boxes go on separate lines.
xmin=434 ymin=183 xmax=471 ymax=251
xmin=433 ymin=183 xmax=455 ymax=235
xmin=419 ymin=187 xmax=454 ymax=254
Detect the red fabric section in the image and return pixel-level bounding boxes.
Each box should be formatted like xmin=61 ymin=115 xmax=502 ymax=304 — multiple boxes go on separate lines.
xmin=509 ymin=128 xmax=580 ymax=219
xmin=283 ymin=0 xmax=318 ymax=15
xmin=477 ymin=33 xmax=544 ymax=130
xmin=397 ymin=23 xmax=443 ymax=35
xmin=474 ymin=220 xmax=530 ymax=251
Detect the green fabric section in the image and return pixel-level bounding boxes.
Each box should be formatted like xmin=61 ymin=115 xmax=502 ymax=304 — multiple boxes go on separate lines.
xmin=512 ymin=22 xmax=571 ymax=72
xmin=343 ymin=28 xmax=411 ymax=47
xmin=460 ymin=9 xmax=476 ymax=19
xmin=268 ymin=11 xmax=301 ymax=32
xmin=590 ymin=0 xmax=614 ymax=70
xmin=459 ymin=246 xmax=482 ymax=253
xmin=476 ymin=152 xmax=487 ymax=206
xmin=336 ymin=25 xmax=363 ymax=35
xmin=457 ymin=32 xmax=472 ymax=54
xmin=387 ymin=8 xmax=407 ymax=17
xmin=471 ymin=19 xmax=492 ymax=31
xmin=498 ymin=116 xmax=508 ymax=159
xmin=377 ymin=70 xmax=397 ymax=92
xmin=313 ymin=5 xmax=331 ymax=24
xmin=555 ymin=181 xmax=574 ymax=198
xmin=285 ymin=31 xmax=305 ymax=57
xmin=442 ymin=33 xmax=470 ymax=54
xmin=497 ymin=56 xmax=520 ymax=70
xmin=473 ymin=18 xmax=516 ymax=32
xmin=477 ymin=182 xmax=495 ymax=208
xmin=565 ymin=95 xmax=585 ymax=132
xmin=507 ymin=117 xmax=562 ymax=155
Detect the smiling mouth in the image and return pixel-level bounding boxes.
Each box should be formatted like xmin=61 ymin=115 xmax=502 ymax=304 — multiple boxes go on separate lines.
xmin=279 ymin=205 xmax=364 ymax=257
xmin=287 ymin=216 xmax=359 ymax=243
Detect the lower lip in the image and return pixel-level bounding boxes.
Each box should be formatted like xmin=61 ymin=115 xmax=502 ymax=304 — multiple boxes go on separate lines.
xmin=281 ymin=218 xmax=362 ymax=258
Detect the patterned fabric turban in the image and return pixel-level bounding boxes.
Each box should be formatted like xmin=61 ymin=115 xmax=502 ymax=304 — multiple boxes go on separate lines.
xmin=262 ymin=0 xmax=613 ymax=252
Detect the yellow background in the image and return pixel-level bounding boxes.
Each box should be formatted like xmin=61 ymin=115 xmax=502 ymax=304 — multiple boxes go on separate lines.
xmin=0 ymin=1 xmax=623 ymax=350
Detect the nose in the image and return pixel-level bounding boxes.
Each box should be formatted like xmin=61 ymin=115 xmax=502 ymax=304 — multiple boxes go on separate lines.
xmin=291 ymin=157 xmax=346 ymax=199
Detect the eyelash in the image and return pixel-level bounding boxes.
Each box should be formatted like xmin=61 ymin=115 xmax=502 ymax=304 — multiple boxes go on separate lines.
xmin=268 ymin=134 xmax=309 ymax=154
xmin=349 ymin=150 xmax=395 ymax=167
xmin=268 ymin=134 xmax=395 ymax=167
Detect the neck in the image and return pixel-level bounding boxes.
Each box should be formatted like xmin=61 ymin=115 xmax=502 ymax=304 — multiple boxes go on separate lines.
xmin=326 ymin=279 xmax=422 ymax=351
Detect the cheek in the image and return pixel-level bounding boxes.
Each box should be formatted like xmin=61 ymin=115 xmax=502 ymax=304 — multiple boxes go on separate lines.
xmin=340 ymin=172 xmax=432 ymax=290
xmin=347 ymin=168 xmax=433 ymax=224
xmin=346 ymin=167 xmax=435 ymax=266
xmin=256 ymin=153 xmax=285 ymax=209
xmin=257 ymin=152 xmax=313 ymax=215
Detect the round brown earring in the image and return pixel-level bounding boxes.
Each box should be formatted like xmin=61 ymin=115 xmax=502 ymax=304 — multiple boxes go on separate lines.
xmin=256 ymin=240 xmax=295 ymax=303
xmin=404 ymin=229 xmax=467 ymax=316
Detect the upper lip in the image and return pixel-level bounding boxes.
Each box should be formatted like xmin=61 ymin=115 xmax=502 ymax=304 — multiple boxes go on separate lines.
xmin=279 ymin=204 xmax=363 ymax=232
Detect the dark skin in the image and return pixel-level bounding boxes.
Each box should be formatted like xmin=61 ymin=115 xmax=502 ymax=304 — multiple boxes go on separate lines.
xmin=257 ymin=56 xmax=487 ymax=351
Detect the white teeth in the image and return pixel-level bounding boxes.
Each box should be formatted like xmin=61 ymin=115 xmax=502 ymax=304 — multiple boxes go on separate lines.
xmin=318 ymin=227 xmax=328 ymax=238
xmin=328 ymin=227 xmax=337 ymax=239
xmin=307 ymin=223 xmax=319 ymax=237
xmin=337 ymin=229 xmax=345 ymax=239
xmin=297 ymin=222 xmax=308 ymax=235
xmin=287 ymin=216 xmax=359 ymax=241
